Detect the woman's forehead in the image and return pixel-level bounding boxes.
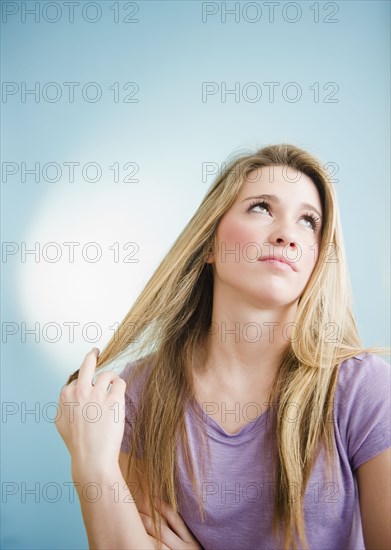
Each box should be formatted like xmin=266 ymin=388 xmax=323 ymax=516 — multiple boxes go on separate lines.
xmin=239 ymin=165 xmax=322 ymax=205
xmin=244 ymin=164 xmax=309 ymax=184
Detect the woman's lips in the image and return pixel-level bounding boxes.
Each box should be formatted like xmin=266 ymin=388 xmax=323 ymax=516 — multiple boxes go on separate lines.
xmin=258 ymin=258 xmax=296 ymax=271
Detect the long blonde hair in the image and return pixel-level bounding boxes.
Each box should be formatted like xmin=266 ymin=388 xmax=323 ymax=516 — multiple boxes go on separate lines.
xmin=66 ymin=143 xmax=388 ymax=549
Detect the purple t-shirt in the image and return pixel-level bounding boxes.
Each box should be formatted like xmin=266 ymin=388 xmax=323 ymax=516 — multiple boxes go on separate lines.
xmin=119 ymin=352 xmax=391 ymax=550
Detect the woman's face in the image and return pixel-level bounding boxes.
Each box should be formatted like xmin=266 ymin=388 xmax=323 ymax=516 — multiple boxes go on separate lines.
xmin=207 ymin=164 xmax=323 ymax=309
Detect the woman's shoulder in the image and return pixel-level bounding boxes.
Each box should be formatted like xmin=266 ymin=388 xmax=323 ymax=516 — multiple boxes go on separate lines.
xmin=336 ymin=351 xmax=390 ymax=387
xmin=119 ymin=353 xmax=155 ymax=378
xmin=334 ymin=352 xmax=390 ymax=408
xmin=333 ymin=352 xmax=391 ymax=470
xmin=119 ymin=355 xmax=154 ymax=402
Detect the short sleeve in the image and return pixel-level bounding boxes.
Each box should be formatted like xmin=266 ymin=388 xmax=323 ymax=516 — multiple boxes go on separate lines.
xmin=336 ymin=353 xmax=391 ymax=471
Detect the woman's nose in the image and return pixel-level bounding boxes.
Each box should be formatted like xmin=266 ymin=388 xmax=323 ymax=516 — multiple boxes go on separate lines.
xmin=267 ymin=224 xmax=299 ymax=250
xmin=273 ymin=236 xmax=297 ymax=248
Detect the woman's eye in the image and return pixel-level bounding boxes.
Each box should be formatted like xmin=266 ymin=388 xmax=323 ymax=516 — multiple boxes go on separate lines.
xmin=300 ymin=215 xmax=320 ymax=230
xmin=249 ymin=201 xmax=270 ymax=214
xmin=300 ymin=218 xmax=313 ymax=229
xmin=248 ymin=202 xmax=320 ymax=231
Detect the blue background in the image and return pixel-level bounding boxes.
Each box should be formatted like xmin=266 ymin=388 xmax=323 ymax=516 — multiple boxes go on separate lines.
xmin=1 ymin=1 xmax=390 ymax=548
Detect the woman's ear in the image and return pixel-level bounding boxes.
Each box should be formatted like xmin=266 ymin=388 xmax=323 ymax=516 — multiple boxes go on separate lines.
xmin=205 ymin=239 xmax=217 ymax=264
xmin=205 ymin=253 xmax=214 ymax=264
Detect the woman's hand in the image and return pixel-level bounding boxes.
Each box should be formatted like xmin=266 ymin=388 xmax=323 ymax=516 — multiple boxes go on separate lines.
xmin=55 ymin=348 xmax=127 ymax=474
xmin=140 ymin=498 xmax=202 ymax=550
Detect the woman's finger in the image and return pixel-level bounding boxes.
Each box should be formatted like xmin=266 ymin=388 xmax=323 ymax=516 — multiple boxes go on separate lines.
xmin=92 ymin=370 xmax=119 ymax=393
xmin=147 ymin=534 xmax=170 ymax=550
xmin=138 ymin=506 xmax=168 ymax=527
xmin=140 ymin=512 xmax=182 ymax=549
xmin=155 ymin=499 xmax=195 ymax=542
xmin=138 ymin=515 xmax=171 ymax=550
xmin=77 ymin=348 xmax=99 ymax=389
xmin=139 ymin=512 xmax=169 ymax=534
xmin=107 ymin=375 xmax=127 ymax=397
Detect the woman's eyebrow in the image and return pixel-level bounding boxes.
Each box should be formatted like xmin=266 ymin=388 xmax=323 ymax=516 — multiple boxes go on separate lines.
xmin=241 ymin=194 xmax=323 ymax=220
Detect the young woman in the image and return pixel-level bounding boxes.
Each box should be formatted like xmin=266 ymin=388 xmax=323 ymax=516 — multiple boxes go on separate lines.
xmin=56 ymin=143 xmax=390 ymax=550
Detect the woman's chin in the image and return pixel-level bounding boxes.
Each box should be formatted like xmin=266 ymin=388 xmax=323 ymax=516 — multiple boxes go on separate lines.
xmin=245 ymin=292 xmax=299 ymax=310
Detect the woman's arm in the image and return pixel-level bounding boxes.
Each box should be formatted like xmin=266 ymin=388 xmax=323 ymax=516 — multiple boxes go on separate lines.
xmin=73 ymin=462 xmax=156 ymax=550
xmin=119 ymin=451 xmax=202 ymax=550
xmin=119 ymin=451 xmax=152 ymax=516
xmin=55 ymin=349 xmax=155 ymax=550
xmin=356 ymin=447 xmax=391 ymax=550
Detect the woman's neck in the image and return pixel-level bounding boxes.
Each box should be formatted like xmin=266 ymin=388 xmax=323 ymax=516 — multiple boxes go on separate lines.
xmin=194 ymin=296 xmax=297 ymax=389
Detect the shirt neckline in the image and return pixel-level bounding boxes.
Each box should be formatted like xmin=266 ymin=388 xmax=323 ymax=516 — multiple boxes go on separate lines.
xmin=188 ymin=397 xmax=272 ymax=442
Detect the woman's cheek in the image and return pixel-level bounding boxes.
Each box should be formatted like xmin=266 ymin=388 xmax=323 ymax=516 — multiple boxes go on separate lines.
xmin=217 ymin=220 xmax=256 ymax=258
xmin=302 ymin=242 xmax=318 ymax=270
